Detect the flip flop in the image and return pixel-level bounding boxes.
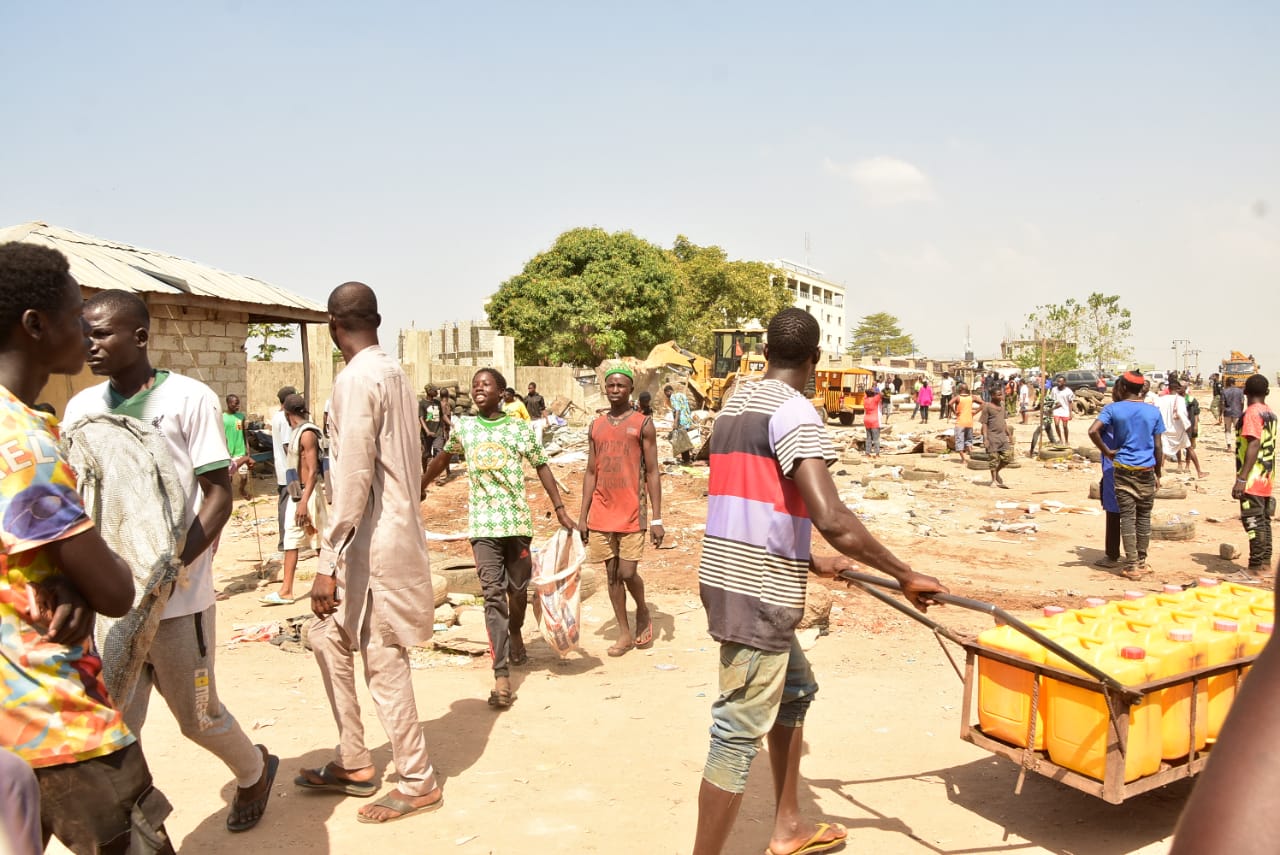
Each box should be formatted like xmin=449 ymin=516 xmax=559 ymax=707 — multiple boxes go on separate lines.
xmin=260 ymin=592 xmax=295 ymax=606
xmin=356 ymin=792 xmax=445 ymax=824
xmin=765 ymin=822 xmax=848 ymax=855
xmin=227 ymin=749 xmax=279 ymax=832
xmin=487 ymin=685 xmax=517 ymax=708
xmin=607 ymin=642 xmax=634 ymax=657
xmin=294 ymin=764 xmax=379 ymax=797
xmin=635 ymin=621 xmax=654 ymax=648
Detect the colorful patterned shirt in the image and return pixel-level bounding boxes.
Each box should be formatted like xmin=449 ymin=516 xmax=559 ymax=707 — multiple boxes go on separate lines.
xmin=1237 ymin=402 xmax=1277 ymax=498
xmin=445 ymin=414 xmax=547 ymax=538
xmin=0 ymin=385 xmax=134 ymax=768
xmin=699 ymin=379 xmax=836 ymax=653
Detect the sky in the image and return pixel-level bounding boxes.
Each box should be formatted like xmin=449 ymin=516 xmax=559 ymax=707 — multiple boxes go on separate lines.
xmin=3 ymin=2 xmax=1277 ymax=375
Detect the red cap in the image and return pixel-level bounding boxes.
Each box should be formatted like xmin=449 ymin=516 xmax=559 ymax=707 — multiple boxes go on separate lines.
xmin=1214 ymin=619 xmax=1240 ymax=632
xmin=1043 ymin=606 xmax=1066 ymax=616
xmin=1257 ymin=622 xmax=1274 ymax=634
xmin=1163 ymin=584 xmax=1183 ymax=593
xmin=1086 ymin=597 xmax=1107 ymax=608
xmin=1168 ymin=628 xmax=1194 ymax=642
xmin=1198 ymin=578 xmax=1221 ymax=587
xmin=1121 ymin=646 xmax=1147 ymax=660
xmin=1124 ymin=590 xmax=1145 ymax=601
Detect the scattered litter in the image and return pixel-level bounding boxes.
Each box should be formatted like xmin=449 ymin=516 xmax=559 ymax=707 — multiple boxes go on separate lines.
xmin=456 ymin=835 xmax=477 ymax=846
xmin=655 ymin=664 xmax=679 ymax=671
xmin=228 ymin=622 xmax=280 ymax=643
xmin=251 ymin=717 xmax=276 ymax=730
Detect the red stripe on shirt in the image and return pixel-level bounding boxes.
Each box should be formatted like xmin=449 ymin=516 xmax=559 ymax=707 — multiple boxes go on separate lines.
xmin=708 ymin=450 xmax=810 ymax=518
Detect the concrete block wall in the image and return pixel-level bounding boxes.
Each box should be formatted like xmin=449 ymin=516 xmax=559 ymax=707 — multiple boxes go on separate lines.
xmin=146 ymin=303 xmax=249 ymax=404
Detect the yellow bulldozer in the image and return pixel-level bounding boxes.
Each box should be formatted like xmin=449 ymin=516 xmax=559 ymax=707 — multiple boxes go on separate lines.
xmin=644 ymin=329 xmax=767 ymax=410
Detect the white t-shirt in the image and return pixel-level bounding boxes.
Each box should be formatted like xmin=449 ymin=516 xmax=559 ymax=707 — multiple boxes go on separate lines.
xmin=1018 ymin=383 xmax=1031 ymax=408
xmin=1051 ymin=386 xmax=1076 ymax=418
xmin=940 ymin=377 xmax=954 ymax=396
xmin=65 ymin=371 xmax=231 ymax=619
xmin=271 ymin=408 xmax=292 ymax=486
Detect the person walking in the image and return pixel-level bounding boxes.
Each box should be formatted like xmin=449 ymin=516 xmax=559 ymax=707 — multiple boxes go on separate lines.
xmin=270 ymin=386 xmax=295 ymax=554
xmin=1232 ymin=374 xmax=1276 ymax=580
xmin=691 ymin=308 xmax=946 ymax=855
xmin=978 ymin=387 xmax=1015 ymax=488
xmin=303 ymin=282 xmax=444 ymax=823
xmin=1222 ymin=377 xmax=1245 ymax=447
xmin=525 ymin=381 xmax=547 ymax=445
xmin=1156 ymin=378 xmax=1194 ymax=474
xmin=1088 ymin=372 xmax=1165 ymax=580
xmin=579 ymin=365 xmax=663 ymax=657
xmin=938 ymin=372 xmax=954 ymax=421
xmin=951 ymin=383 xmax=977 ymax=463
xmin=1094 ymin=381 xmax=1123 ymax=569
xmin=223 ymin=393 xmax=253 ymax=501
xmin=664 ymin=384 xmax=696 ymax=464
xmin=863 ymin=386 xmax=882 ymax=458
xmin=64 ymin=290 xmax=277 ymax=833
xmin=263 ymin=393 xmax=324 ymax=606
xmin=424 ymin=367 xmax=576 ymax=708
xmin=916 ymin=380 xmax=933 ymax=423
xmin=1051 ymin=375 xmax=1076 ymax=444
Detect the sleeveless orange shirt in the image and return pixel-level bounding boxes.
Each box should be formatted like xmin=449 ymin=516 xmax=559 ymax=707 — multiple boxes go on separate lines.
xmin=586 ymin=410 xmax=649 ymax=533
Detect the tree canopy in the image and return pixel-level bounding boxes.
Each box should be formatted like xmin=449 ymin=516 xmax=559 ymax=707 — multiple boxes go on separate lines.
xmin=486 ymin=228 xmax=680 ymax=365
xmin=1017 ymin=293 xmax=1131 ymax=373
xmin=488 ymin=229 xmax=796 ymax=365
xmin=848 ymin=312 xmax=915 ymax=358
xmin=669 ymin=236 xmax=791 ymax=356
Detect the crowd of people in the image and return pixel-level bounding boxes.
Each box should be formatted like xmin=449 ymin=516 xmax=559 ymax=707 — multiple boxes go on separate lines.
xmin=0 ymin=238 xmax=1273 ymax=853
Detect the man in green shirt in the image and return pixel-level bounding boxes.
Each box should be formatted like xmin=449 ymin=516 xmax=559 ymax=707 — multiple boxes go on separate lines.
xmin=223 ymin=394 xmax=253 ymax=501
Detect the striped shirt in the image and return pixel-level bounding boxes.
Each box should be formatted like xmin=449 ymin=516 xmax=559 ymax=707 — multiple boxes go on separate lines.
xmin=699 ymin=379 xmax=836 ymax=652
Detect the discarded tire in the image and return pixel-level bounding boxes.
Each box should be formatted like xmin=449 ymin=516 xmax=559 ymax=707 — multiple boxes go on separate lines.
xmin=1075 ymin=445 xmax=1102 ymax=463
xmin=1038 ymin=445 xmax=1073 ymax=461
xmin=969 ymin=449 xmax=992 ymax=461
xmin=1089 ymin=481 xmax=1187 ymax=500
xmin=902 ymin=468 xmax=945 ymax=482
xmin=1151 ymin=514 xmax=1196 ymax=541
xmin=966 ymin=458 xmax=1021 ymax=470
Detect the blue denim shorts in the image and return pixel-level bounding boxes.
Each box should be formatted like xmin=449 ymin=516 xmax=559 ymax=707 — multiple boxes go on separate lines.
xmin=702 ymin=636 xmax=819 ymax=793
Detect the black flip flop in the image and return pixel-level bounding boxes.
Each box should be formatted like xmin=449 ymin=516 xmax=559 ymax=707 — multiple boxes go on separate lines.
xmin=227 ymin=750 xmax=279 ymax=832
xmin=294 ymin=764 xmax=379 ymax=797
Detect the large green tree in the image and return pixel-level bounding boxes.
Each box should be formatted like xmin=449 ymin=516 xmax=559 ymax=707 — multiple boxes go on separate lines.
xmin=1017 ymin=293 xmax=1130 ymax=373
xmin=487 ymin=228 xmax=681 ymax=365
xmin=669 ymin=236 xmax=791 ymax=355
xmin=848 ymin=312 xmax=915 ymax=358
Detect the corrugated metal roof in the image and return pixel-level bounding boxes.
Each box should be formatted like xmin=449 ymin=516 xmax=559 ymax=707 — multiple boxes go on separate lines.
xmin=0 ymin=221 xmax=327 ymax=321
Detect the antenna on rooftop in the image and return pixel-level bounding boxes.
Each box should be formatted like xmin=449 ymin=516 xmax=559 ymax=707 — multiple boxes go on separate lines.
xmin=804 ymin=232 xmax=811 ymax=267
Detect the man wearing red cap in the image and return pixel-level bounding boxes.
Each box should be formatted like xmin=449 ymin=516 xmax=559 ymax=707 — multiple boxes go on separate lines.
xmin=1089 ymin=371 xmax=1165 ymax=579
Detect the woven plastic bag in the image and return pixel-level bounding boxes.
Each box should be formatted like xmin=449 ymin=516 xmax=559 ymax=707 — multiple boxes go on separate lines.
xmin=531 ymin=528 xmax=584 ymax=657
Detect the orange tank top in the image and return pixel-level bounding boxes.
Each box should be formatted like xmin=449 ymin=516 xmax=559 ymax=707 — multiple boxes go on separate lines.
xmin=587 ymin=410 xmax=649 ymax=533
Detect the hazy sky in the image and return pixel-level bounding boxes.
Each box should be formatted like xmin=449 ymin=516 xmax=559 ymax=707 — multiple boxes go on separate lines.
xmin=4 ymin=2 xmax=1277 ymax=374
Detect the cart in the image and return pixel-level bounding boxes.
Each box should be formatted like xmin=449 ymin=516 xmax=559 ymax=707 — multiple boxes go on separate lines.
xmin=839 ymin=570 xmax=1261 ymax=804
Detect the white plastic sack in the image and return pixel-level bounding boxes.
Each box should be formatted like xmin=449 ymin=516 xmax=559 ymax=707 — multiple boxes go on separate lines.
xmin=531 ymin=528 xmax=585 ymax=657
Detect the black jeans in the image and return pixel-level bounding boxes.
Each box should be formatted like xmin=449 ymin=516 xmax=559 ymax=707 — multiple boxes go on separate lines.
xmin=276 ymin=484 xmax=289 ymax=551
xmin=1114 ymin=465 xmax=1156 ymax=567
xmin=1241 ymin=495 xmax=1276 ymax=569
xmin=35 ymin=742 xmax=174 ymax=855
xmin=471 ymin=536 xmax=533 ymax=677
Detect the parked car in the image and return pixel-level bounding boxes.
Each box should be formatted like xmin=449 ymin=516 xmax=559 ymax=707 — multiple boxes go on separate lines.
xmin=1059 ymin=369 xmax=1107 ymax=393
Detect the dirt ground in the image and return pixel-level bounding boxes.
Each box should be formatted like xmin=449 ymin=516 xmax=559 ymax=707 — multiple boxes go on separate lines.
xmin=55 ymin=398 xmax=1262 ymax=855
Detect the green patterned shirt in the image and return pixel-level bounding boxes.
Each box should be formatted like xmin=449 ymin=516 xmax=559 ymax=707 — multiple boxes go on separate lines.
xmin=445 ymin=413 xmax=548 ymax=538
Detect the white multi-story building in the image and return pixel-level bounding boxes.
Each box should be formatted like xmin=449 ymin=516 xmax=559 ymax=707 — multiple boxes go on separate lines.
xmin=770 ymin=259 xmax=846 ymax=362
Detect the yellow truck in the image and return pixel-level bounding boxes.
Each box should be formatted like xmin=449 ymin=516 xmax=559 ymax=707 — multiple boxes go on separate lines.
xmin=810 ymin=368 xmax=876 ymax=425
xmin=1221 ymin=351 xmax=1259 ymax=386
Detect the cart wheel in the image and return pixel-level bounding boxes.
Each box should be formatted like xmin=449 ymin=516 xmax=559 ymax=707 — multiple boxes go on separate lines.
xmin=838 ymin=411 xmax=855 ymax=426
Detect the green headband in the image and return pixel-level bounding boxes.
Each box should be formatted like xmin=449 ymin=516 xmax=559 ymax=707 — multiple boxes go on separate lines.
xmin=604 ymin=364 xmax=635 ymax=381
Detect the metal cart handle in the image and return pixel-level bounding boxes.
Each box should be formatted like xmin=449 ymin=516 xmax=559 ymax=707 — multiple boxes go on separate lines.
xmin=836 ymin=569 xmax=1135 ymax=697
